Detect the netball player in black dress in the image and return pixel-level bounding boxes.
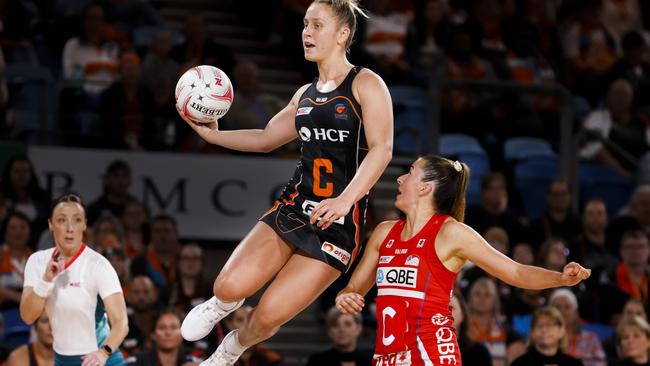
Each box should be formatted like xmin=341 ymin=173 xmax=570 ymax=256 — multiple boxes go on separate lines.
xmin=178 ymin=1 xmax=394 ymax=365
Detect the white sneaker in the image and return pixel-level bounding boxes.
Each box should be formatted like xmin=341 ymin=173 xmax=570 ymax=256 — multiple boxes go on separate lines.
xmin=181 ymin=296 xmax=244 ymax=341
xmin=200 ymin=345 xmax=241 ymax=366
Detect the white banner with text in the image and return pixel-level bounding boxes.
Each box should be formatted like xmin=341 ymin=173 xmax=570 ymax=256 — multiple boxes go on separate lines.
xmin=29 ymin=146 xmax=297 ymax=240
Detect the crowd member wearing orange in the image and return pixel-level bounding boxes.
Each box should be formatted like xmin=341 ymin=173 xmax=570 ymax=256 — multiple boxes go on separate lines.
xmin=549 ymin=288 xmax=606 ymax=366
xmin=130 ymin=214 xmax=180 ymax=302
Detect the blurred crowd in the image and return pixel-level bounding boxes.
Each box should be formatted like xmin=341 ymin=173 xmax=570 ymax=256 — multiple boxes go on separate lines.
xmin=0 ymin=0 xmax=649 ymax=365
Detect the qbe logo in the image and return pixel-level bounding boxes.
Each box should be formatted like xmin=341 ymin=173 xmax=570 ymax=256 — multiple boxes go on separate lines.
xmin=302 ymin=200 xmax=344 ymax=225
xmin=321 ymin=242 xmax=350 ymax=265
xmin=375 ymin=267 xmax=417 ymax=288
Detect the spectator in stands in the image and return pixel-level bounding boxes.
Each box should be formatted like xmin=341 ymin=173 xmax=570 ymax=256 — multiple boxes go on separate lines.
xmin=606 ymin=297 xmax=650 ymax=362
xmin=607 ymin=31 xmax=650 ymax=107
xmin=467 ymin=0 xmax=507 ymax=62
xmin=5 ymin=312 xmax=53 ymax=366
xmin=0 ymin=0 xmax=37 ymax=64
xmin=142 ymin=30 xmax=180 ymax=103
xmin=222 ymin=60 xmax=285 ymax=131
xmin=87 ymin=159 xmax=137 ymax=225
xmin=171 ymin=15 xmax=235 ymax=77
xmin=512 ymin=242 xmax=535 ymax=266
xmin=305 ymin=306 xmax=371 ymax=366
xmin=168 ymin=243 xmax=212 ymax=316
xmin=91 ymin=215 xmax=125 ymax=253
xmin=98 ymin=53 xmax=157 ymax=150
xmin=441 ymin=23 xmax=497 ymax=137
xmin=141 ymin=30 xmax=180 ymax=151
xmin=579 ymin=79 xmax=649 ymax=179
xmin=579 ymin=198 xmax=617 ymax=275
xmin=120 ymin=199 xmax=149 ymax=258
xmin=131 ymin=214 xmax=180 ymax=299
xmin=0 ymin=156 xmax=49 ymax=244
xmin=123 ymin=275 xmax=160 ymax=356
xmin=613 ymin=315 xmax=650 ymax=366
xmin=530 ymin=179 xmax=582 ymax=249
xmin=602 ymin=0 xmax=643 ymax=39
xmin=511 ymin=306 xmax=583 ymax=366
xmin=61 ymin=3 xmax=119 ymax=96
xmin=468 ymin=277 xmax=525 ymax=366
xmin=97 ymin=0 xmax=165 ymax=34
xmin=599 ymin=229 xmax=650 ymax=324
xmin=451 ymin=291 xmax=492 ymax=366
xmin=125 ymin=310 xmax=201 ymax=366
xmin=0 ymin=211 xmax=31 ymax=309
xmin=608 ymin=186 xmax=650 ymax=250
xmin=563 ymin=0 xmax=620 ymax=107
xmin=361 ymin=0 xmax=414 ymax=84
xmin=408 ymin=0 xmax=452 ymax=69
xmin=549 ymin=289 xmax=607 ymax=366
xmin=538 ymin=237 xmax=570 ymax=272
xmin=623 ymin=298 xmax=647 ymax=320
xmin=103 ymin=247 xmax=130 ymax=295
xmin=465 ymin=172 xmax=528 ymax=243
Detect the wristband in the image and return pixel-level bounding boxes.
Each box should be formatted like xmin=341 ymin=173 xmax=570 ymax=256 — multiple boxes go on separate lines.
xmin=33 ymin=278 xmax=54 ymax=298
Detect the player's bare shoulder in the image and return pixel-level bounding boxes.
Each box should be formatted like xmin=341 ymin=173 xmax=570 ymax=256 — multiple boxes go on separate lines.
xmin=290 ymin=83 xmax=313 ymax=108
xmin=374 ymin=220 xmax=399 ymax=239
xmin=351 ymin=68 xmax=389 ymax=103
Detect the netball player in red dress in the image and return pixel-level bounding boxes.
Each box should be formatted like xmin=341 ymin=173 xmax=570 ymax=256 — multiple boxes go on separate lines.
xmin=177 ymin=1 xmax=393 ymax=365
xmin=336 ymin=156 xmax=591 ymax=366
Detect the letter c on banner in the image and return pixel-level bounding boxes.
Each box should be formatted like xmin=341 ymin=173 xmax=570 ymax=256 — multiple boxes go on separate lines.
xmin=382 ymin=306 xmax=396 ymax=346
xmin=212 ymin=180 xmax=247 ymax=216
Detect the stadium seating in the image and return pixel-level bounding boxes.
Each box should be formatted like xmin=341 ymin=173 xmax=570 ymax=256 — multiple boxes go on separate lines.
xmin=390 ymin=85 xmax=429 ymax=156
xmin=439 ymin=134 xmax=490 ymax=205
xmin=513 ymin=156 xmax=559 ymax=219
xmin=579 ymin=163 xmax=635 ymax=217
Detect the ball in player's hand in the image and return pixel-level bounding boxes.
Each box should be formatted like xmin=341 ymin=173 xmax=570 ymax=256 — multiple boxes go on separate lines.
xmin=175 ymin=65 xmax=234 ymax=124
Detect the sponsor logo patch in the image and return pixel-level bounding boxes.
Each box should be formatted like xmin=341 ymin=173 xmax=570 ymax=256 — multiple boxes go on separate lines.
xmin=385 ymin=239 xmax=395 ymax=248
xmin=379 ymin=255 xmax=394 ymax=264
xmin=321 ymin=242 xmax=351 ymax=265
xmin=417 ymin=239 xmax=426 ymax=248
xmin=431 ymin=313 xmax=450 ymax=326
xmin=296 ymin=107 xmax=313 ymax=116
xmin=405 ymin=255 xmax=420 ymax=266
xmin=375 ymin=267 xmax=417 ymax=288
xmin=334 ymin=103 xmax=348 ymax=120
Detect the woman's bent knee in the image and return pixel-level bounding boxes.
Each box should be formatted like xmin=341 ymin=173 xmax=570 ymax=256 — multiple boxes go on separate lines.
xmin=213 ymin=276 xmax=246 ymax=302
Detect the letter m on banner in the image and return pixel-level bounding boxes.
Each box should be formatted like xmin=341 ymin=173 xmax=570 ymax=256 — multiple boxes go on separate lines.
xmin=143 ymin=177 xmax=188 ymax=213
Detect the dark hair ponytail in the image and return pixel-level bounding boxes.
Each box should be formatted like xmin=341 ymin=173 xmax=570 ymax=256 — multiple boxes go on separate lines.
xmin=420 ymin=155 xmax=470 ymax=222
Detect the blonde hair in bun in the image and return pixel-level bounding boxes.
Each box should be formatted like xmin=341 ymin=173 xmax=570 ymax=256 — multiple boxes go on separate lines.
xmin=313 ymin=0 xmax=368 ymax=51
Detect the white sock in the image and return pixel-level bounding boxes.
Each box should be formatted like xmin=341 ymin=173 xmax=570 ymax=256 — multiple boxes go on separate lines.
xmin=215 ymin=297 xmax=241 ymax=312
xmin=222 ymin=330 xmax=248 ymax=356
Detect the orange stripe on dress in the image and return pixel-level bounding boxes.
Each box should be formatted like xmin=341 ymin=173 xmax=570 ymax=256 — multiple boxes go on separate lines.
xmin=351 ymin=202 xmax=361 ymax=262
xmin=261 ymin=200 xmax=281 ymax=219
xmin=282 ymin=179 xmax=302 ymax=206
